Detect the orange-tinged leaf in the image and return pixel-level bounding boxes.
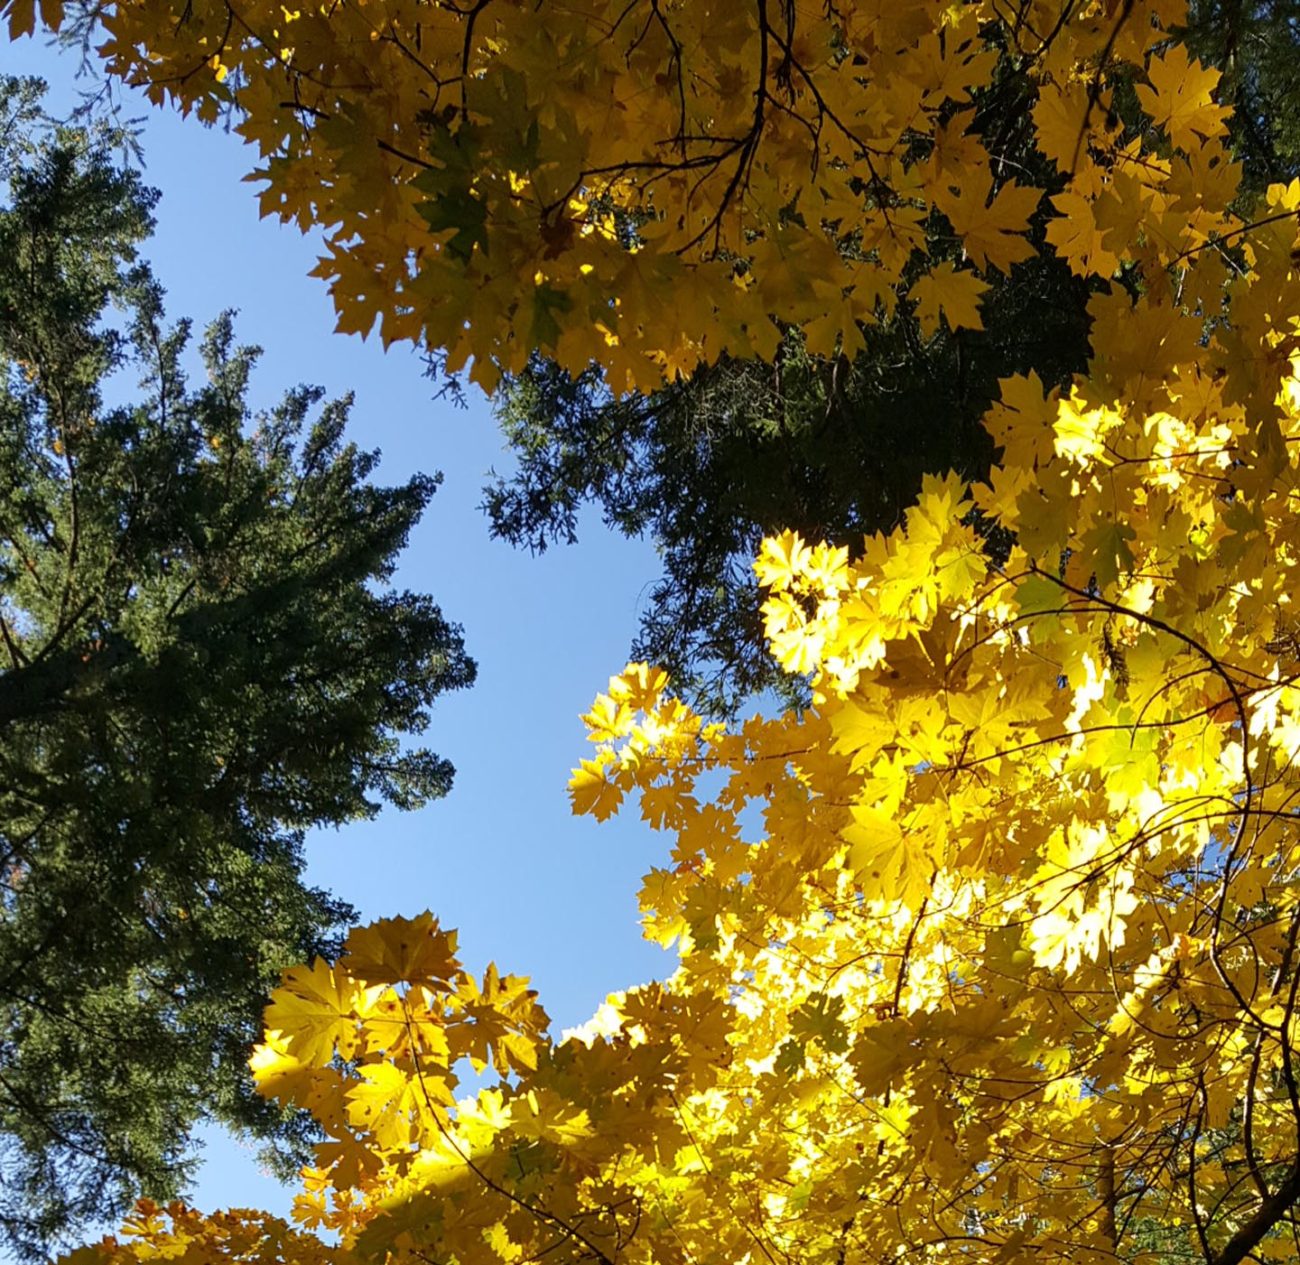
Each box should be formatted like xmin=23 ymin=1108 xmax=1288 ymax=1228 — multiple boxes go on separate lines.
xmin=344 ymin=913 xmax=461 ymax=988
xmin=1045 ymin=192 xmax=1120 ymax=278
xmin=3 ymin=0 xmax=35 ymax=37
xmin=1033 ymin=77 xmax=1102 ymax=173
xmin=935 ymin=168 xmax=1040 ymax=273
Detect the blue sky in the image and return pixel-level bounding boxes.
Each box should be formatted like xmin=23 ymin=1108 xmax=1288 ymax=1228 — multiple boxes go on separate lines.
xmin=6 ymin=32 xmax=679 ymax=1225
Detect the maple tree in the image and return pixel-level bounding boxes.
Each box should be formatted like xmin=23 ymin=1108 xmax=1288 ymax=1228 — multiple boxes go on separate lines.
xmin=7 ymin=0 xmax=1248 ymax=392
xmin=16 ymin=0 xmax=1300 ymax=1262
xmin=485 ymin=0 xmax=1300 ymax=719
xmin=21 ymin=0 xmax=1288 ymax=718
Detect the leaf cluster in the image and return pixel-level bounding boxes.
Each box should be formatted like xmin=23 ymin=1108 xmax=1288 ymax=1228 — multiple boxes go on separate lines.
xmin=487 ymin=2 xmax=1300 ymax=717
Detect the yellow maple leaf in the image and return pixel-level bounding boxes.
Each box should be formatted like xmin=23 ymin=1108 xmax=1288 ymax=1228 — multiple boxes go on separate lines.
xmin=569 ymin=751 xmax=625 ymax=821
xmin=362 ymin=986 xmax=453 ymax=1062
xmin=581 ymin=691 xmax=635 ymax=743
xmin=607 ymin=662 xmax=671 ymax=713
xmin=982 ymin=371 xmax=1057 ymax=470
xmin=1053 ymin=392 xmax=1122 ymax=465
xmin=346 ymin=1061 xmax=445 ymax=1151
xmin=249 ymin=1032 xmax=311 ymax=1104
xmin=1033 ymin=77 xmax=1112 ymax=174
xmin=454 ymin=962 xmax=547 ymax=1075
xmin=828 ymin=698 xmax=895 ymax=769
xmin=801 ymin=291 xmax=869 ymax=361
xmin=934 ymin=167 xmax=1040 ymax=273
xmin=754 ymin=530 xmax=812 ymax=593
xmin=1135 ymin=44 xmax=1230 ymax=153
xmin=483 ymin=1222 xmax=524 ymax=1264
xmin=1045 ymin=192 xmax=1121 ymax=278
xmin=843 ymin=804 xmax=932 ymax=909
xmin=264 ymin=958 xmax=377 ymax=1066
xmin=909 ymin=261 xmax=989 ymax=337
xmin=511 ymin=1087 xmax=593 ymax=1146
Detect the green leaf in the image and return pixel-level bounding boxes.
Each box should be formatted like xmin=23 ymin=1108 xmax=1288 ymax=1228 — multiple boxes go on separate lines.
xmin=790 ymin=993 xmax=850 ymax=1055
xmin=531 ymin=284 xmax=572 ymax=348
xmin=1081 ymin=520 xmax=1136 ymax=590
xmin=1014 ymin=573 xmax=1061 ymax=616
xmin=417 ymin=188 xmax=489 ymax=261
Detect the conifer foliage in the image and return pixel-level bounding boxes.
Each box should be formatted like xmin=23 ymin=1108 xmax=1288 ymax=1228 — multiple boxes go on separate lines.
xmin=0 ymin=78 xmax=472 ymax=1257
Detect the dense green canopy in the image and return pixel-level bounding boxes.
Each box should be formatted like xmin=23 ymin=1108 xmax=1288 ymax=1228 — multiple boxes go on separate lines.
xmin=0 ymin=77 xmax=473 ymax=1257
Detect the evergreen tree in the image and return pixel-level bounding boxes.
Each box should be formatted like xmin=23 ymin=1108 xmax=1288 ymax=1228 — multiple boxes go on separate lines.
xmin=0 ymin=77 xmax=474 ymax=1258
xmin=1185 ymin=0 xmax=1300 ymax=191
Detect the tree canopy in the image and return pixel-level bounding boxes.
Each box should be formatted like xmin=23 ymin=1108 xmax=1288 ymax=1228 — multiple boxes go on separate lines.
xmin=484 ymin=0 xmax=1300 ymax=717
xmin=486 ymin=219 xmax=1088 ymax=713
xmin=0 ymin=77 xmax=473 ymax=1258
xmin=34 ymin=0 xmax=1298 ymax=712
xmin=7 ymin=0 xmax=1300 ymax=1263
xmin=18 ymin=0 xmax=1254 ymax=388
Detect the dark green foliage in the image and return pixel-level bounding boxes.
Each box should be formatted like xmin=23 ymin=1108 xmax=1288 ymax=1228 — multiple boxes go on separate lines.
xmin=489 ymin=260 xmax=1088 ymax=715
xmin=1185 ymin=0 xmax=1300 ymax=189
xmin=0 ymin=78 xmax=474 ymax=1257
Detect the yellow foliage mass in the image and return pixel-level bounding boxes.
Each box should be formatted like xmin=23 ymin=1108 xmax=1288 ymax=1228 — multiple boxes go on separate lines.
xmin=11 ymin=0 xmax=1241 ymax=392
